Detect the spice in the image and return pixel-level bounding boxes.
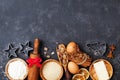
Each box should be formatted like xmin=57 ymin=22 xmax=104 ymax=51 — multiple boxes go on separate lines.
xmin=44 ymin=52 xmax=47 ymax=55
xmin=44 ymin=47 xmax=48 ymax=51
xmin=107 ymin=51 xmax=113 ymax=58
xmin=46 ymin=55 xmax=50 ymax=58
xmin=51 ymin=51 xmax=55 ymax=55
xmin=107 ymin=44 xmax=116 ymax=58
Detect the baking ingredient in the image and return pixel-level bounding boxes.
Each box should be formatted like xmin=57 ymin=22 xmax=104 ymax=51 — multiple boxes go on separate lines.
xmin=68 ymin=61 xmax=79 ymax=74
xmin=66 ymin=42 xmax=80 ymax=54
xmin=68 ymin=53 xmax=91 ymax=67
xmin=7 ymin=60 xmax=27 ymax=79
xmin=44 ymin=52 xmax=47 ymax=55
xmin=41 ymin=60 xmax=63 ymax=80
xmin=93 ymin=61 xmax=109 ymax=80
xmin=44 ymin=47 xmax=48 ymax=51
xmin=79 ymin=68 xmax=89 ymax=79
xmin=107 ymin=50 xmax=113 ymax=58
xmin=66 ymin=41 xmax=92 ymax=67
xmin=72 ymin=74 xmax=85 ymax=80
xmin=89 ymin=59 xmax=113 ymax=80
xmin=51 ymin=51 xmax=55 ymax=55
xmin=107 ymin=44 xmax=116 ymax=58
xmin=46 ymin=55 xmax=50 ymax=58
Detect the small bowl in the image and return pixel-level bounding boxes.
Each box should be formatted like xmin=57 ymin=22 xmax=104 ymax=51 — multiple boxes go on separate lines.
xmin=40 ymin=59 xmax=63 ymax=80
xmin=78 ymin=68 xmax=90 ymax=79
xmin=5 ymin=58 xmax=28 ymax=80
xmin=89 ymin=59 xmax=113 ymax=80
xmin=72 ymin=74 xmax=86 ymax=80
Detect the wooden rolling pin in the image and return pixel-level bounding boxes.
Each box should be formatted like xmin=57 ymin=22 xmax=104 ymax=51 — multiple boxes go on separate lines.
xmin=27 ymin=38 xmax=41 ymax=80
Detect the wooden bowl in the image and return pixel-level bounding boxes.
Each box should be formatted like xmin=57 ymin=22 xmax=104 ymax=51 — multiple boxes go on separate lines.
xmin=40 ymin=59 xmax=63 ymax=80
xmin=72 ymin=74 xmax=86 ymax=80
xmin=5 ymin=58 xmax=28 ymax=80
xmin=89 ymin=59 xmax=113 ymax=80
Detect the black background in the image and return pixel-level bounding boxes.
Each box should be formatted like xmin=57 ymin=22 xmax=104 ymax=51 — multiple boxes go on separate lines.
xmin=0 ymin=0 xmax=120 ymax=80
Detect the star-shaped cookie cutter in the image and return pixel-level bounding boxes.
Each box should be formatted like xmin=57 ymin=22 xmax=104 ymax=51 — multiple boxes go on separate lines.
xmin=4 ymin=43 xmax=18 ymax=58
xmin=19 ymin=41 xmax=33 ymax=57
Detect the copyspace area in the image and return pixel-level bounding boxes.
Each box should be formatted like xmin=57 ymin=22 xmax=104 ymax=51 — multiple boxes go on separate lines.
xmin=0 ymin=0 xmax=120 ymax=80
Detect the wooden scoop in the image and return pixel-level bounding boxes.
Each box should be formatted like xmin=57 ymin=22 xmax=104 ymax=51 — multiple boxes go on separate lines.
xmin=28 ymin=38 xmax=40 ymax=80
xmin=56 ymin=44 xmax=71 ymax=80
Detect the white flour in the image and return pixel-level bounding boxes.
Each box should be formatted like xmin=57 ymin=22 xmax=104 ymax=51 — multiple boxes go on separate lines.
xmin=43 ymin=62 xmax=63 ymax=80
xmin=8 ymin=60 xmax=27 ymax=79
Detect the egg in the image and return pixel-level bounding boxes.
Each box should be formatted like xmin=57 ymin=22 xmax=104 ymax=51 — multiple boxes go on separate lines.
xmin=66 ymin=42 xmax=80 ymax=54
xmin=68 ymin=61 xmax=79 ymax=74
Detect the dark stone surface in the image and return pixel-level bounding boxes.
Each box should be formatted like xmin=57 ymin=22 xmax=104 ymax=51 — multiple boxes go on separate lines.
xmin=0 ymin=0 xmax=120 ymax=80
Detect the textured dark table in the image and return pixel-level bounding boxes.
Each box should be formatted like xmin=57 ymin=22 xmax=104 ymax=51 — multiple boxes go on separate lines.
xmin=0 ymin=0 xmax=120 ymax=80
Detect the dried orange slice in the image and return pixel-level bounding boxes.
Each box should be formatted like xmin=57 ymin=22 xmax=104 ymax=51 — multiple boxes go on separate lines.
xmin=79 ymin=68 xmax=89 ymax=79
xmin=72 ymin=74 xmax=85 ymax=80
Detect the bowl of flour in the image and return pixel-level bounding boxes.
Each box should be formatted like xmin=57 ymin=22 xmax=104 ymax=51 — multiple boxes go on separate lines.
xmin=40 ymin=59 xmax=63 ymax=80
xmin=5 ymin=58 xmax=28 ymax=80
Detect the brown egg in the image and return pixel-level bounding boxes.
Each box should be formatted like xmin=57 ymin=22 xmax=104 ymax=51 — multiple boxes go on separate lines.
xmin=68 ymin=61 xmax=79 ymax=74
xmin=66 ymin=42 xmax=79 ymax=54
